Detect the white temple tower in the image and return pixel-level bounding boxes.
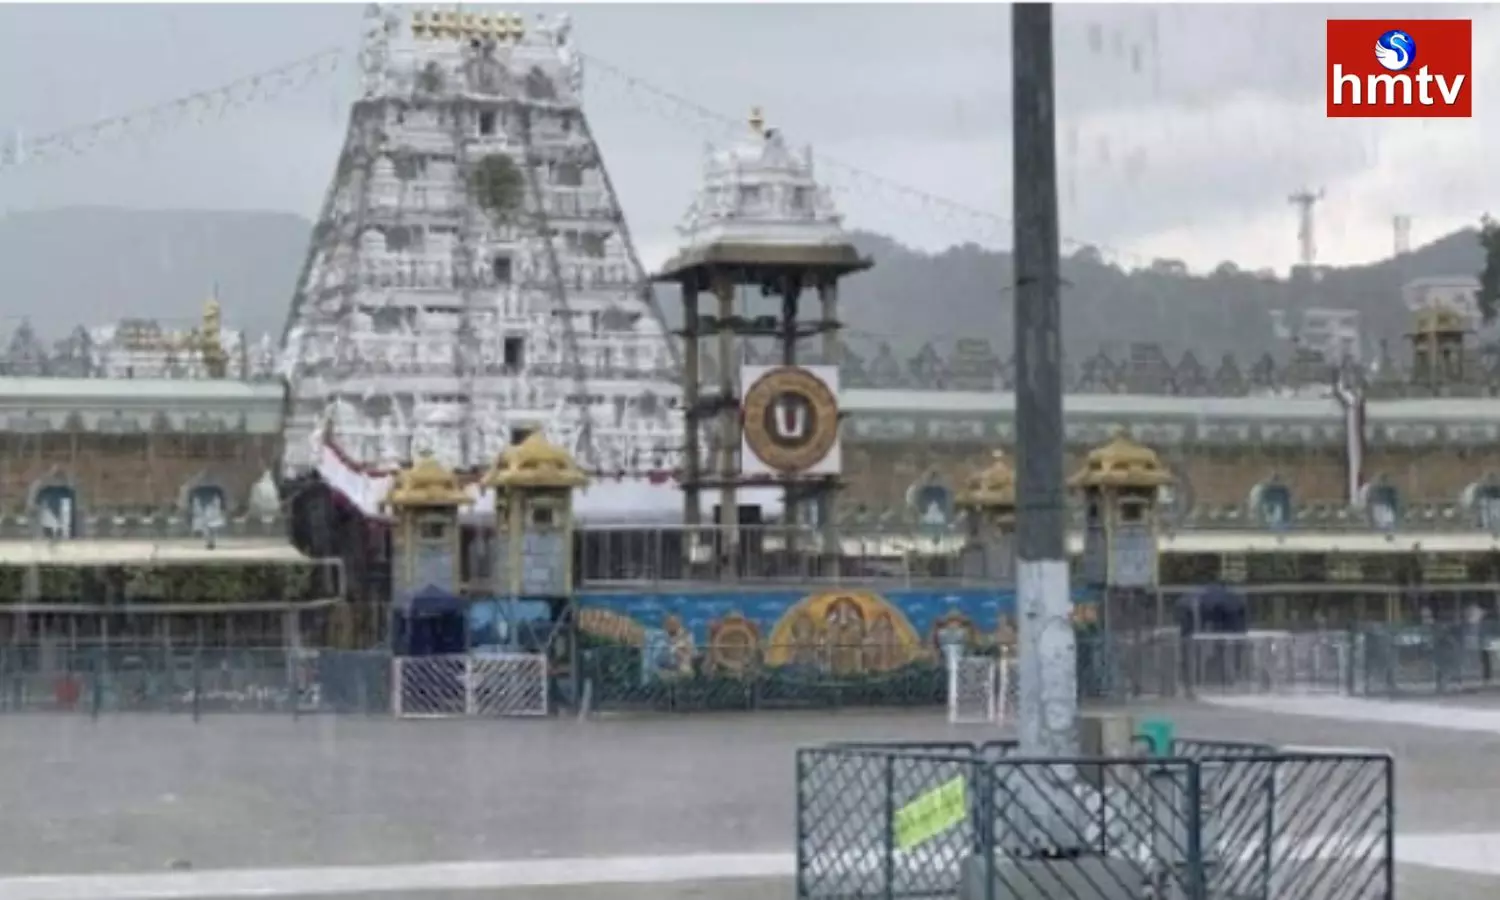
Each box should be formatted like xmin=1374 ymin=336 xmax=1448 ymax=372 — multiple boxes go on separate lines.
xmin=278 ymin=6 xmax=681 ymax=478
xmin=653 ymin=107 xmax=869 ymax=560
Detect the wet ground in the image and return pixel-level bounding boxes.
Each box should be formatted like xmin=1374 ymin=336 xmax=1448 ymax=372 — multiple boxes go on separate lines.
xmin=0 ymin=701 xmax=1497 ymax=896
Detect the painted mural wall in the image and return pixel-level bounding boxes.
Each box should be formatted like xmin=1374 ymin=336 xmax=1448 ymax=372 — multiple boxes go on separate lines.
xmin=576 ymin=587 xmax=1096 ymax=682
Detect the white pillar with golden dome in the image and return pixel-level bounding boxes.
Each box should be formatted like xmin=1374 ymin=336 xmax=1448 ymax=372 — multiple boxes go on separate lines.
xmin=384 ymin=452 xmax=471 ymax=606
xmin=1408 ymin=305 xmax=1470 ymax=388
xmin=1068 ymin=428 xmax=1173 ymax=590
xmin=482 ymin=432 xmax=589 ymax=598
xmin=955 ymin=450 xmax=1018 ymax=586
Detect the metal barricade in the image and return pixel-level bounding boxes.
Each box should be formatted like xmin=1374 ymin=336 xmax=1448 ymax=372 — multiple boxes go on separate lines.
xmin=1188 ymin=632 xmax=1350 ymax=697
xmin=470 ymin=652 xmax=549 ymax=717
xmin=392 ymin=653 xmax=549 ymax=718
xmin=392 ymin=655 xmax=468 ymax=718
xmin=794 ymin=741 xmax=1395 ymax=900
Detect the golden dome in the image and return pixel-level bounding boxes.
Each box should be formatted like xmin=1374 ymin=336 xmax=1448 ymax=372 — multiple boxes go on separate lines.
xmin=385 ymin=452 xmax=470 ymax=509
xmin=1069 ymin=429 xmax=1173 ymax=490
xmin=487 ymin=432 xmax=588 ymax=490
xmin=480 ymin=444 xmax=513 ymax=491
xmin=956 ymin=451 xmax=1016 ymax=509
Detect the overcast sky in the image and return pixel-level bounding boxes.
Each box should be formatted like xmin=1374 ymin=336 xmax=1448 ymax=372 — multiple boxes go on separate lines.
xmin=0 ymin=3 xmax=1494 ymax=275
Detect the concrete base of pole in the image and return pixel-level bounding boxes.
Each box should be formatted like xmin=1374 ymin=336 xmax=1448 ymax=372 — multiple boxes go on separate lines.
xmin=957 ymin=854 xmax=1150 ymax=900
xmin=1014 ymin=558 xmax=1082 ymax=852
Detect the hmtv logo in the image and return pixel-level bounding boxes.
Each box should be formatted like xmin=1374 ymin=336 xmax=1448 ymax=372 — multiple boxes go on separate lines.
xmin=1326 ymin=19 xmax=1472 ymax=118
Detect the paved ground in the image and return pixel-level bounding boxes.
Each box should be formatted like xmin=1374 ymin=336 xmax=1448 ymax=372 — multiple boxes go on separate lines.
xmin=1 ymin=701 xmax=1498 ymax=896
xmin=185 ymin=873 xmax=1500 ymax=900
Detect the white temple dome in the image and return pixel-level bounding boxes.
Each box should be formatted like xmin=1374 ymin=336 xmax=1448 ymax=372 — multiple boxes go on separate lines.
xmin=677 ymin=107 xmax=847 ymax=249
xmin=249 ymin=471 xmax=281 ymax=517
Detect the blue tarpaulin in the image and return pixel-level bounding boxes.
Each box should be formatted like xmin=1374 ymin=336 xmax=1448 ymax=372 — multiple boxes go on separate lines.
xmin=393 ymin=585 xmax=467 ymax=656
xmin=1178 ymin=584 xmax=1248 ymax=635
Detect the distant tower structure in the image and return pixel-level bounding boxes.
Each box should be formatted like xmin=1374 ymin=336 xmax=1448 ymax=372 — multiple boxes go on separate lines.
xmin=1289 ymin=188 xmax=1325 ymax=270
xmin=1393 ymin=215 xmax=1412 ymax=256
xmin=1408 ymin=306 xmax=1470 ymax=391
xmin=653 ymin=107 xmax=870 ymax=570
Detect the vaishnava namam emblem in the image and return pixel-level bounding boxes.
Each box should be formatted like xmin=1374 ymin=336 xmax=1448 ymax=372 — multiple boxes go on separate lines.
xmin=742 ymin=366 xmax=839 ymax=474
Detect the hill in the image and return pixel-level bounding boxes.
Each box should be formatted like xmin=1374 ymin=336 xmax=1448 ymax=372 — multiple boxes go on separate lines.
xmin=0 ymin=207 xmax=308 ymax=338
xmin=837 ymin=229 xmax=1484 ymax=361
xmin=0 ymin=206 xmax=1483 ymax=360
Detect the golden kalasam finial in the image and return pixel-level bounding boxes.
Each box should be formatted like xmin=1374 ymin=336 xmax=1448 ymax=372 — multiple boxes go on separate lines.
xmin=749 ymin=106 xmax=766 ymax=135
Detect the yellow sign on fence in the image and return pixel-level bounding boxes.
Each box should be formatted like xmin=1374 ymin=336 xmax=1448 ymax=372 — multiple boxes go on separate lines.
xmin=892 ymin=775 xmax=967 ymax=850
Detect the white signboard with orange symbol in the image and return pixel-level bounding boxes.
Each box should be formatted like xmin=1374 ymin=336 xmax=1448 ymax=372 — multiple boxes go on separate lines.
xmin=739 ymin=364 xmax=841 ymax=478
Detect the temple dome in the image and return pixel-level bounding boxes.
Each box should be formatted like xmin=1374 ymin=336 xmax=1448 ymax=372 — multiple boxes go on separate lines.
xmin=957 ymin=451 xmax=1016 ymax=509
xmin=386 ymin=452 xmax=470 ymax=509
xmin=485 ymin=432 xmax=588 ymax=490
xmin=1069 ymin=429 xmax=1173 ymax=490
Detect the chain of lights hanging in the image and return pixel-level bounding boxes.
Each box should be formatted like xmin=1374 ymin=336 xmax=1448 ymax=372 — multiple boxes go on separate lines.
xmin=0 ymin=39 xmax=1151 ymax=269
xmin=0 ymin=47 xmax=346 ymax=173
xmin=581 ymin=51 xmax=1152 ymax=270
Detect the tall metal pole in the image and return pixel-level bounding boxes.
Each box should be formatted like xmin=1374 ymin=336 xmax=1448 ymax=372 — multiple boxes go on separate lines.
xmin=1012 ymin=2 xmax=1078 ymax=764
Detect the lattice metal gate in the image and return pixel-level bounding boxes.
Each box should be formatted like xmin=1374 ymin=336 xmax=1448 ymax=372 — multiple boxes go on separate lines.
xmin=392 ymin=653 xmax=549 ymax=718
xmin=795 ymin=742 xmax=1395 ymax=900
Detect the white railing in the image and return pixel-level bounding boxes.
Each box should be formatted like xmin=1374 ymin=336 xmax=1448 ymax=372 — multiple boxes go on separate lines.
xmin=392 ymin=652 xmax=548 ymax=718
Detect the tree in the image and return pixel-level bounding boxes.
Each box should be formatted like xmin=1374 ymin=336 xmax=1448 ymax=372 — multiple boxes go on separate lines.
xmin=471 ymin=153 xmax=524 ymax=221
xmin=1478 ymin=215 xmax=1500 ymax=324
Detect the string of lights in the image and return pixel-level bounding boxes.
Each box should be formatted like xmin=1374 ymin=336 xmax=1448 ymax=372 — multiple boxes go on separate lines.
xmin=0 ymin=39 xmax=1152 ymax=269
xmin=580 ymin=52 xmax=1153 ymax=269
xmin=0 ymin=47 xmax=345 ymax=172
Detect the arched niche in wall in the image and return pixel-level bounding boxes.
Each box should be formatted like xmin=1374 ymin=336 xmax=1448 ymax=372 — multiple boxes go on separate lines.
xmin=905 ymin=471 xmax=953 ymax=533
xmin=179 ymin=476 xmax=229 ymax=535
xmin=29 ymin=471 xmax=80 ymax=540
xmin=1155 ymin=451 xmax=1194 ymax=527
xmin=1463 ymin=477 xmax=1500 ymax=531
xmin=1360 ymin=479 xmax=1401 ymax=531
xmin=1248 ymin=476 xmax=1292 ymax=529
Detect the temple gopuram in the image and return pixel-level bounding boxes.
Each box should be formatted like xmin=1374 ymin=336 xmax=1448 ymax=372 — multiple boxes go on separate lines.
xmin=293 ymin=102 xmax=1500 ymax=649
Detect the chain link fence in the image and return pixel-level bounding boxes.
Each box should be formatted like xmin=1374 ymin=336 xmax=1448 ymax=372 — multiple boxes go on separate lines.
xmin=7 ymin=620 xmax=1497 ymax=719
xmin=1079 ymin=622 xmax=1500 ymax=701
xmin=577 ymin=620 xmax=1500 ymax=715
xmin=0 ymin=644 xmax=390 ymax=717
